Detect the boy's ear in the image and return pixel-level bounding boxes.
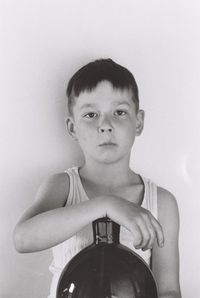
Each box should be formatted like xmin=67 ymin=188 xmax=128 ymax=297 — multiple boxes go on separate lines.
xmin=66 ymin=117 xmax=77 ymax=140
xmin=136 ymin=109 xmax=145 ymax=136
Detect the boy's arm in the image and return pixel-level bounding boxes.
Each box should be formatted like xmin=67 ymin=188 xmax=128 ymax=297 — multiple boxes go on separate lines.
xmin=13 ymin=173 xmax=107 ymax=253
xmin=13 ymin=173 xmax=164 ymax=253
xmin=152 ymin=187 xmax=182 ymax=298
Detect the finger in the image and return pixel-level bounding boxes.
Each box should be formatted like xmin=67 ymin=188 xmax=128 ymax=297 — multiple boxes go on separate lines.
xmin=139 ymin=211 xmax=155 ymax=250
xmin=130 ymin=224 xmax=143 ymax=249
xmin=142 ymin=224 xmax=156 ymax=251
xmin=150 ymin=216 xmax=164 ymax=247
xmin=134 ymin=219 xmax=150 ymax=249
xmin=139 ymin=224 xmax=151 ymax=249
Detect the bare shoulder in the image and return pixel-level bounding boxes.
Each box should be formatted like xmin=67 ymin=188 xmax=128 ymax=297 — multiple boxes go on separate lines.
xmin=34 ymin=172 xmax=70 ymax=208
xmin=16 ymin=172 xmax=70 ymax=225
xmin=39 ymin=172 xmax=70 ymax=193
xmin=157 ymin=186 xmax=180 ymax=229
xmin=157 ymin=187 xmax=179 ymax=210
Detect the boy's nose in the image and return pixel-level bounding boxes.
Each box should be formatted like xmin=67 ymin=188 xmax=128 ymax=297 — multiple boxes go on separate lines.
xmin=98 ymin=118 xmax=113 ymax=133
xmin=99 ymin=127 xmax=113 ymax=133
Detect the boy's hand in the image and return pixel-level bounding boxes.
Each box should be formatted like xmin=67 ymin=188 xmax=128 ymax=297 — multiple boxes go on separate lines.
xmin=105 ymin=195 xmax=164 ymax=251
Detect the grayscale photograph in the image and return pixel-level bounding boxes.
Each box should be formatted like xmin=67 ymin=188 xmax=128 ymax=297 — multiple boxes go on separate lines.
xmin=0 ymin=1 xmax=199 ymax=297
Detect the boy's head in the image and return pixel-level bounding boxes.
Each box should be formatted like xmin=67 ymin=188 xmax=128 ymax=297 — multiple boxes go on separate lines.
xmin=67 ymin=58 xmax=139 ymax=115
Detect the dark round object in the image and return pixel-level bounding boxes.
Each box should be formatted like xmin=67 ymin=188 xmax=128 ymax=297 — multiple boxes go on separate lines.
xmin=56 ymin=218 xmax=158 ymax=298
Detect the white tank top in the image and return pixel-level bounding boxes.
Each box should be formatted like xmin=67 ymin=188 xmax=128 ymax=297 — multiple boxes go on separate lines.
xmin=48 ymin=166 xmax=158 ymax=298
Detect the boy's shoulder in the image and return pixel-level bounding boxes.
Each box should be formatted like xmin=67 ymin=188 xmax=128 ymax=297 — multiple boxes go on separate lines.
xmin=45 ymin=171 xmax=70 ymax=187
xmin=142 ymin=174 xmax=177 ymax=206
xmin=141 ymin=174 xmax=179 ymax=219
xmin=157 ymin=186 xmax=178 ymax=206
xmin=156 ymin=186 xmax=179 ymax=225
xmin=141 ymin=174 xmax=178 ymax=205
xmin=37 ymin=171 xmax=70 ymax=202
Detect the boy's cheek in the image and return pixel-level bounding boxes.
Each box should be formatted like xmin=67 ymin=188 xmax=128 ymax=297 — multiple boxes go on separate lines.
xmin=76 ymin=129 xmax=95 ymax=141
xmin=78 ymin=123 xmax=98 ymax=136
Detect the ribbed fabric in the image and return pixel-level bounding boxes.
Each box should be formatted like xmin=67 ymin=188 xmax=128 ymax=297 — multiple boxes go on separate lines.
xmin=48 ymin=166 xmax=158 ymax=298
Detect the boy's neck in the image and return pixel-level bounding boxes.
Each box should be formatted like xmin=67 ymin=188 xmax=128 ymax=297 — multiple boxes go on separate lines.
xmin=79 ymin=159 xmax=137 ymax=187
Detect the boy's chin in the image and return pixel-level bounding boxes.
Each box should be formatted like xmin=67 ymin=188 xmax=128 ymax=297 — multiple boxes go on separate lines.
xmin=93 ymin=154 xmax=123 ymax=165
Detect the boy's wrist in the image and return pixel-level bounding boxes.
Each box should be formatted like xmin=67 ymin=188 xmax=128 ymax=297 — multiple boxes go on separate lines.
xmin=95 ymin=195 xmax=120 ymax=220
xmin=93 ymin=196 xmax=114 ymax=219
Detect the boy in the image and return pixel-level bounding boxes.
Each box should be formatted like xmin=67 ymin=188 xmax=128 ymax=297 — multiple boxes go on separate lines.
xmin=14 ymin=59 xmax=181 ymax=298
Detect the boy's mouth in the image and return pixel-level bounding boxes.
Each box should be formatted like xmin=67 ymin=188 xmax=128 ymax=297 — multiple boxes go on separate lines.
xmin=99 ymin=142 xmax=117 ymax=147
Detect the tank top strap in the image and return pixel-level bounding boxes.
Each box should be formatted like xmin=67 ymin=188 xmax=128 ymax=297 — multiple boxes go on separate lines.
xmin=141 ymin=176 xmax=158 ymax=220
xmin=64 ymin=166 xmax=89 ymax=205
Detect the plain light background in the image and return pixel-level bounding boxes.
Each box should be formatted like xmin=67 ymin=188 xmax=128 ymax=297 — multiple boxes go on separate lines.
xmin=1 ymin=1 xmax=200 ymax=297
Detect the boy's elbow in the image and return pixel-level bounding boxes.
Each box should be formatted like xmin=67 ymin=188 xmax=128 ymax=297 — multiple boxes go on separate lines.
xmin=13 ymin=225 xmax=30 ymax=253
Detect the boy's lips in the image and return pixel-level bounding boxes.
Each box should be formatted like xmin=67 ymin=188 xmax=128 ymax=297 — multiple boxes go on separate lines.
xmin=99 ymin=142 xmax=117 ymax=146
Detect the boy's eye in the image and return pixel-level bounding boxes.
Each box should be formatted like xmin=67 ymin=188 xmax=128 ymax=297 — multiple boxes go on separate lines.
xmin=114 ymin=110 xmax=127 ymax=116
xmin=84 ymin=112 xmax=98 ymax=119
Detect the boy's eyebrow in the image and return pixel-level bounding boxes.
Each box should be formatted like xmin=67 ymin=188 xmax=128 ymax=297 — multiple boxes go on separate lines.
xmin=114 ymin=100 xmax=131 ymax=106
xmin=79 ymin=101 xmax=131 ymax=110
xmin=79 ymin=103 xmax=96 ymax=110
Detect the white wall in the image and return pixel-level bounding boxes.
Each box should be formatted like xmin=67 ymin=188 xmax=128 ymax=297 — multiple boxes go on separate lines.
xmin=1 ymin=1 xmax=200 ymax=297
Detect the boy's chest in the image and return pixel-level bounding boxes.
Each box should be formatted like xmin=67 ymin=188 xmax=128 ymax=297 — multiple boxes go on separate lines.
xmin=83 ymin=182 xmax=145 ymax=206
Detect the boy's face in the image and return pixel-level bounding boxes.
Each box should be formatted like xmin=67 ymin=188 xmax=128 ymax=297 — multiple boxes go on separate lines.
xmin=67 ymin=81 xmax=144 ymax=165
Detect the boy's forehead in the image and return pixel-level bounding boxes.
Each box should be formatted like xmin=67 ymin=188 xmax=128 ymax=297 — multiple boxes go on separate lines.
xmin=74 ymin=81 xmax=134 ymax=108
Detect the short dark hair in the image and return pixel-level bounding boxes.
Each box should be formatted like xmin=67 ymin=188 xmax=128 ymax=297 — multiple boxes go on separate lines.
xmin=67 ymin=58 xmax=139 ymax=114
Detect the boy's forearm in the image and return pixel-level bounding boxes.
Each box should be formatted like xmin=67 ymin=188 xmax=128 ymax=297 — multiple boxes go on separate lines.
xmin=14 ymin=197 xmax=107 ymax=253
